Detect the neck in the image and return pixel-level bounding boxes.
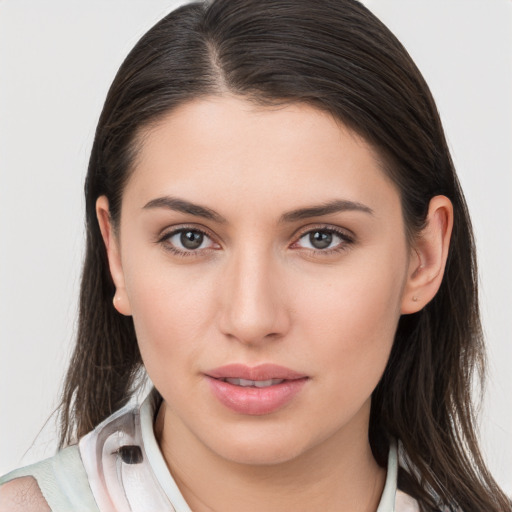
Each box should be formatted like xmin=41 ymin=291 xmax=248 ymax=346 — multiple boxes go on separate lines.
xmin=155 ymin=402 xmax=386 ymax=512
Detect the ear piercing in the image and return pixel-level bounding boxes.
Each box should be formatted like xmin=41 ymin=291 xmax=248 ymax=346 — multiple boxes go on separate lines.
xmin=412 ymin=296 xmax=419 ymax=302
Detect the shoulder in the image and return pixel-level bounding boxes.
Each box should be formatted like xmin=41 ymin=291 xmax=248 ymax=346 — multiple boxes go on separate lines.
xmin=0 ymin=445 xmax=99 ymax=512
xmin=0 ymin=476 xmax=50 ymax=512
xmin=0 ymin=393 xmax=157 ymax=512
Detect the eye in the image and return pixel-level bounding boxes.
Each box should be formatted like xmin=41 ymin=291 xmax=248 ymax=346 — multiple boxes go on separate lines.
xmin=159 ymin=227 xmax=219 ymax=255
xmin=294 ymin=228 xmax=353 ymax=252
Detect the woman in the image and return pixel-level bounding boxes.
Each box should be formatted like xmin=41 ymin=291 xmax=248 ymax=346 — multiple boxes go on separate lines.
xmin=1 ymin=0 xmax=510 ymax=510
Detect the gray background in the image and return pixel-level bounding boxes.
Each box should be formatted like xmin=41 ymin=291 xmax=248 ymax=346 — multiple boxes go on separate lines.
xmin=1 ymin=0 xmax=511 ymax=494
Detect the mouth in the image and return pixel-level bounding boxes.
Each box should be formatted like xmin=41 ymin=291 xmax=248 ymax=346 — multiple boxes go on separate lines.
xmin=219 ymin=378 xmax=286 ymax=388
xmin=205 ymin=364 xmax=309 ymax=415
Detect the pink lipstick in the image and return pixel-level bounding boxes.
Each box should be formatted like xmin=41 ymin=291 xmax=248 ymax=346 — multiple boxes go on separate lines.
xmin=205 ymin=364 xmax=308 ymax=415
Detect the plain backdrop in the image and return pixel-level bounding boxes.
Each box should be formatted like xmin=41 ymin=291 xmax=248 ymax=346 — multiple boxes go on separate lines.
xmin=1 ymin=0 xmax=511 ymax=495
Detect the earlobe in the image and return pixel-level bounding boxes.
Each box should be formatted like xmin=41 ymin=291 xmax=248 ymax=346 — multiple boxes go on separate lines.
xmin=96 ymin=196 xmax=132 ymax=316
xmin=401 ymin=195 xmax=453 ymax=314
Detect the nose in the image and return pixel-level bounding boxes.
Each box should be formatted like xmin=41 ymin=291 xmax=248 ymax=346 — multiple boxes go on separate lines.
xmin=217 ymin=247 xmax=291 ymax=346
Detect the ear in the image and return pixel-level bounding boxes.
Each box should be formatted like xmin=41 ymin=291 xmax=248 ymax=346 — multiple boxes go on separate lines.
xmin=401 ymin=195 xmax=454 ymax=314
xmin=96 ymin=196 xmax=132 ymax=316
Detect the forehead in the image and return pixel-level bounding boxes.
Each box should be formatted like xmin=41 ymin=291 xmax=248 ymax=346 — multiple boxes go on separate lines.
xmin=124 ymin=95 xmax=399 ymax=219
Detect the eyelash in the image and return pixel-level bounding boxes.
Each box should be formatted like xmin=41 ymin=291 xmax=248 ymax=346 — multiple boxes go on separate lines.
xmin=156 ymin=225 xmax=354 ymax=258
xmin=157 ymin=225 xmax=219 ymax=258
xmin=292 ymin=226 xmax=354 ymax=255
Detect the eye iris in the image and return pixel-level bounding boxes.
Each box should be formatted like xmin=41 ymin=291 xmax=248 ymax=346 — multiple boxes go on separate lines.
xmin=310 ymin=230 xmax=333 ymax=249
xmin=180 ymin=230 xmax=203 ymax=249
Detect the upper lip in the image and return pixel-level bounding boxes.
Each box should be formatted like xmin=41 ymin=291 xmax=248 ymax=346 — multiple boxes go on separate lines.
xmin=205 ymin=364 xmax=307 ymax=381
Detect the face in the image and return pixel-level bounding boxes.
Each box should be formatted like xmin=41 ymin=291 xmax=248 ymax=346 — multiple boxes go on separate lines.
xmin=102 ymin=95 xmax=415 ymax=466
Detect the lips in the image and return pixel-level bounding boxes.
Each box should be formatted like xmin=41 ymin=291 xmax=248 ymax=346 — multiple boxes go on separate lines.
xmin=205 ymin=364 xmax=309 ymax=415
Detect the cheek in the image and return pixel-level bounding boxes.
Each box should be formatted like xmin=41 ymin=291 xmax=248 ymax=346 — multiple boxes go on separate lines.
xmin=293 ymin=253 xmax=405 ymax=382
xmin=122 ymin=257 xmax=218 ymax=376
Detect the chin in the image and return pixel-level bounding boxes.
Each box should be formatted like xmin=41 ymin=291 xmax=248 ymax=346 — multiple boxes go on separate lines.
xmin=205 ymin=427 xmax=313 ymax=467
xmin=222 ymin=444 xmax=304 ymax=466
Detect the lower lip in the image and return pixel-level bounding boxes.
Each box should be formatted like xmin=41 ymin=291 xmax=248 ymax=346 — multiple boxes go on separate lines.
xmin=206 ymin=377 xmax=308 ymax=415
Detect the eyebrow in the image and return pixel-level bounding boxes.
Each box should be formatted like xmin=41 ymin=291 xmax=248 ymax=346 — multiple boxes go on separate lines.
xmin=279 ymin=199 xmax=374 ymax=223
xmin=143 ymin=196 xmax=373 ymax=223
xmin=143 ymin=196 xmax=227 ymax=223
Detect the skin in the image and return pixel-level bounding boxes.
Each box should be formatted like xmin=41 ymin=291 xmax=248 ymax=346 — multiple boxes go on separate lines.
xmin=0 ymin=477 xmax=50 ymax=512
xmin=97 ymin=95 xmax=453 ymax=512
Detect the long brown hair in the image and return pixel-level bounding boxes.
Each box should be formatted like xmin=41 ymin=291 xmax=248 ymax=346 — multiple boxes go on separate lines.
xmin=58 ymin=1 xmax=511 ymax=510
